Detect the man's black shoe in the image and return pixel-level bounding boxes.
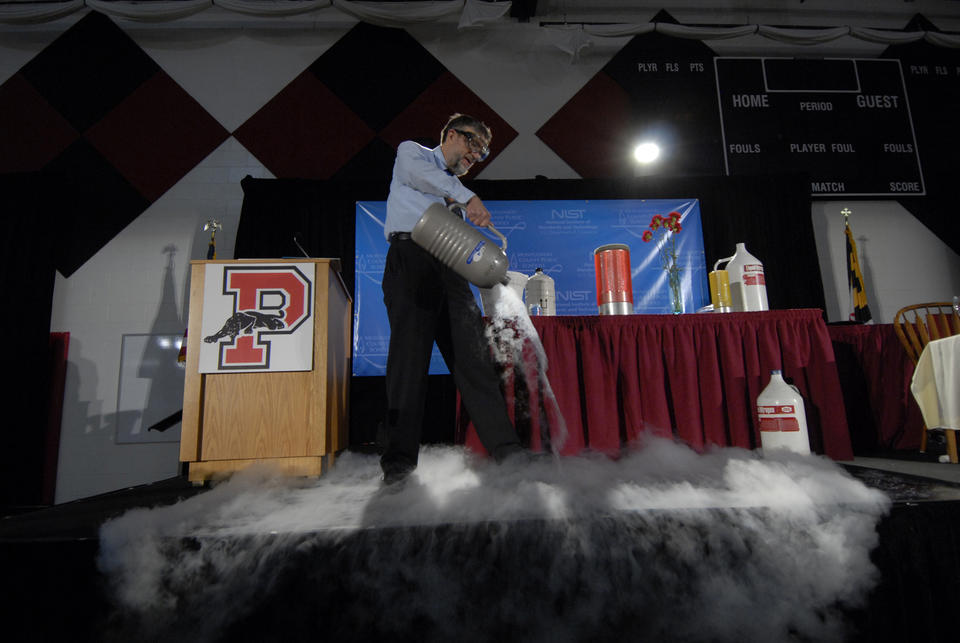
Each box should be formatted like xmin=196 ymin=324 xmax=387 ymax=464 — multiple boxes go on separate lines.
xmin=498 ymin=447 xmax=556 ymax=466
xmin=492 ymin=443 xmax=526 ymax=464
xmin=381 ymin=466 xmax=414 ymax=486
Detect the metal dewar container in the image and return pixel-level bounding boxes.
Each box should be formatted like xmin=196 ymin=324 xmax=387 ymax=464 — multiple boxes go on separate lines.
xmin=594 ymin=243 xmax=633 ymax=315
xmin=412 ymin=202 xmax=510 ymax=288
xmin=525 ymin=268 xmax=556 ymax=316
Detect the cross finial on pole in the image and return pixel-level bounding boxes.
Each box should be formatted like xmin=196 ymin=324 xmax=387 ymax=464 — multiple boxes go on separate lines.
xmin=841 ymin=207 xmax=851 ymax=227
xmin=204 ymin=219 xmax=222 ymax=237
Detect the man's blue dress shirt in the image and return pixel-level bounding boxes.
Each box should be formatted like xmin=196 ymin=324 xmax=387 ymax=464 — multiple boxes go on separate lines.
xmin=384 ymin=141 xmax=476 ymax=239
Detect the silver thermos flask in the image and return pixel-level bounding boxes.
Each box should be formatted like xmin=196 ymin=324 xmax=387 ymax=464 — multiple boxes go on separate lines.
xmin=525 ymin=268 xmax=556 ymax=316
xmin=412 ymin=202 xmax=510 ymax=288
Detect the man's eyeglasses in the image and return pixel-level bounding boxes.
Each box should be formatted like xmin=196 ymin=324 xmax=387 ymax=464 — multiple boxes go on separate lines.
xmin=453 ymin=129 xmax=490 ymax=161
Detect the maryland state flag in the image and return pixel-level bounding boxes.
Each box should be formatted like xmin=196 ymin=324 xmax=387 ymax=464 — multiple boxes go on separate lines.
xmin=845 ymin=221 xmax=872 ymax=323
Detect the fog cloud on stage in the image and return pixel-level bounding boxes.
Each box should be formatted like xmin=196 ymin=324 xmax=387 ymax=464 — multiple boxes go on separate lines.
xmin=98 ymin=436 xmax=890 ymax=642
xmin=99 ymin=286 xmax=889 ymax=641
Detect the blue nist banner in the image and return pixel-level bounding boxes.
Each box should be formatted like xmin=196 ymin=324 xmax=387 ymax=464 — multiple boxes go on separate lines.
xmin=353 ymin=199 xmax=708 ymax=376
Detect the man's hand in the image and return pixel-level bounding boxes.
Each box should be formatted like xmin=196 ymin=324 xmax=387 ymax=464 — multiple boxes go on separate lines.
xmin=464 ymin=195 xmax=491 ymax=227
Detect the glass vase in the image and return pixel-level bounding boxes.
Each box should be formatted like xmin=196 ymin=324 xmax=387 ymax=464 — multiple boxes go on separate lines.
xmin=668 ymin=270 xmax=683 ymax=314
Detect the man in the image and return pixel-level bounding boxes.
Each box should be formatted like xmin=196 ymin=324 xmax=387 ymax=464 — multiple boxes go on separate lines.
xmin=380 ymin=113 xmax=523 ymax=484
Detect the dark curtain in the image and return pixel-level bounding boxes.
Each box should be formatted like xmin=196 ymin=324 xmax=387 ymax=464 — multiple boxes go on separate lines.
xmin=237 ymin=176 xmax=390 ymax=295
xmin=236 ymin=173 xmax=822 ymax=447
xmin=0 ymin=172 xmax=60 ymax=510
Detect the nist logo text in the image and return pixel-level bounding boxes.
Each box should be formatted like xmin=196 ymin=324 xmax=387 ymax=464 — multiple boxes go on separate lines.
xmin=550 ymin=209 xmax=586 ymax=220
xmin=557 ymin=290 xmax=591 ymax=302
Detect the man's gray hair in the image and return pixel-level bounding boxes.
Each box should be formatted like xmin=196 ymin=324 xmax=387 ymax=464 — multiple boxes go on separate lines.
xmin=441 ymin=113 xmax=492 ymax=144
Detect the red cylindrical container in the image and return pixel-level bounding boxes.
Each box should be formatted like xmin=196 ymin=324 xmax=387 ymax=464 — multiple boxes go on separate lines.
xmin=594 ymin=244 xmax=633 ymax=315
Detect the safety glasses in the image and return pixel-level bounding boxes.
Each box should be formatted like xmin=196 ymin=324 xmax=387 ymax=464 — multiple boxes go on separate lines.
xmin=452 ymin=128 xmax=490 ymax=161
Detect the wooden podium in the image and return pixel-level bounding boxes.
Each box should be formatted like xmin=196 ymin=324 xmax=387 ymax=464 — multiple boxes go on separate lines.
xmin=179 ymin=258 xmax=351 ymax=482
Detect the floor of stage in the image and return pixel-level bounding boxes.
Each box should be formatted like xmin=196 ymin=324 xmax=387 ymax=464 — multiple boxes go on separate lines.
xmin=3 ymin=446 xmax=960 ymax=643
xmin=2 ymin=454 xmax=958 ymax=534
xmin=3 ymin=452 xmax=959 ymax=543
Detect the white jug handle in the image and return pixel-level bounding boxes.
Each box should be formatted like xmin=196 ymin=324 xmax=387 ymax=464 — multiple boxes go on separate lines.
xmin=713 ymin=255 xmax=735 ymax=271
xmin=486 ymin=224 xmax=507 ymax=252
xmin=448 ymin=202 xmax=507 ymax=252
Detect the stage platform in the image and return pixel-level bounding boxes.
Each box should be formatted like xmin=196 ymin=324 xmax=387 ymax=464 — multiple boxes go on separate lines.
xmin=3 ymin=450 xmax=960 ymax=643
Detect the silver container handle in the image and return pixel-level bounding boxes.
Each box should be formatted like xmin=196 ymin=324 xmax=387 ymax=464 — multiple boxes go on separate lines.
xmin=449 ymin=202 xmax=507 ymax=253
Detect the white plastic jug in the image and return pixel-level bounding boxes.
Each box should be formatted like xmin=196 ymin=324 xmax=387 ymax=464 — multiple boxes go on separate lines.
xmin=525 ymin=268 xmax=556 ymax=316
xmin=717 ymin=243 xmax=768 ymax=312
xmin=756 ymin=370 xmax=811 ymax=455
xmin=412 ymin=202 xmax=510 ymax=288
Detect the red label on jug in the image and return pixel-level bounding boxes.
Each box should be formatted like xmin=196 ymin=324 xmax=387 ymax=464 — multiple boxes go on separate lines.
xmin=758 ymin=416 xmax=801 ymax=432
xmin=758 ymin=405 xmax=800 ymax=432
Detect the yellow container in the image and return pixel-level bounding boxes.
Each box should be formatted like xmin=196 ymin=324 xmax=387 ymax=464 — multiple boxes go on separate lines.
xmin=709 ymin=270 xmax=732 ymax=312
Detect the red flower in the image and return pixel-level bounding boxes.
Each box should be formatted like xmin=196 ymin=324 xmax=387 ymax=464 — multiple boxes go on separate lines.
xmin=646 ymin=211 xmax=683 ymax=243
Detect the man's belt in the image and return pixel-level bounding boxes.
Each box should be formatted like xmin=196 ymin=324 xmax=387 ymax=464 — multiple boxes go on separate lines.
xmin=388 ymin=232 xmax=412 ymax=242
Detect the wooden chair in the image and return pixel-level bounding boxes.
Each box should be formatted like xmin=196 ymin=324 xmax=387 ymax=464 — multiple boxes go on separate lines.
xmin=893 ymin=302 xmax=960 ymax=456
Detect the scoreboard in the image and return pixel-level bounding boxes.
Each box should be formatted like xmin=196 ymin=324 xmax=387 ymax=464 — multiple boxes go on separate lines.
xmin=714 ymin=58 xmax=925 ymax=197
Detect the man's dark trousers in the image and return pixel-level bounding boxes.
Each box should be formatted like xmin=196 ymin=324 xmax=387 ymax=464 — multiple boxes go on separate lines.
xmin=381 ymin=238 xmax=520 ymax=475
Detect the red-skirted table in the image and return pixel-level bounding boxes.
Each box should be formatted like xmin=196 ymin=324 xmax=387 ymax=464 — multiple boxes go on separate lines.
xmin=826 ymin=323 xmax=923 ymax=451
xmin=458 ymin=309 xmax=854 ymax=460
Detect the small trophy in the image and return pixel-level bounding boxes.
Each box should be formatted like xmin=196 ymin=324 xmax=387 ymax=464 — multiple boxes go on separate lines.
xmin=204 ymin=219 xmax=222 ymax=260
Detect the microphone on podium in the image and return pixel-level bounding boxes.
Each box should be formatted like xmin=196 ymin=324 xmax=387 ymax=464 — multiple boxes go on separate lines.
xmin=293 ymin=233 xmax=310 ymax=258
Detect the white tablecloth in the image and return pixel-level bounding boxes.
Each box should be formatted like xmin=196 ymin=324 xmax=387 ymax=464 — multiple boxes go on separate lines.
xmin=911 ymin=334 xmax=960 ymax=430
